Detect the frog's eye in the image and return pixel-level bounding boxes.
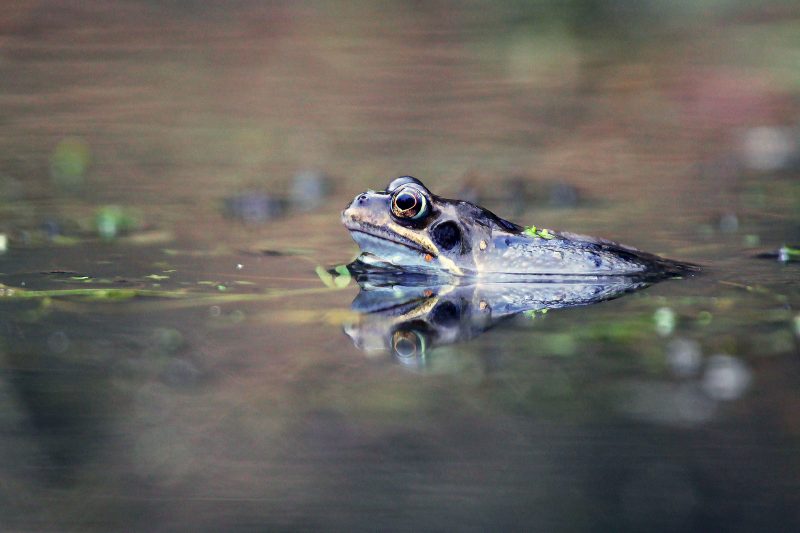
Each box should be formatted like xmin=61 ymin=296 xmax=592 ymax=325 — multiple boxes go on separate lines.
xmin=391 ymin=187 xmax=429 ymax=220
xmin=391 ymin=329 xmax=426 ymax=362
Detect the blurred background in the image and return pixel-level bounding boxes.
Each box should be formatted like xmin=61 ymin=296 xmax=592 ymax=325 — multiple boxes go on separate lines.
xmin=2 ymin=0 xmax=798 ymax=241
xmin=1 ymin=1 xmax=799 ymax=531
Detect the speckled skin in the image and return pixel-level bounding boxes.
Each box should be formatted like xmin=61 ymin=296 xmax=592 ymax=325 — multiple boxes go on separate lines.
xmin=342 ymin=177 xmax=694 ymax=278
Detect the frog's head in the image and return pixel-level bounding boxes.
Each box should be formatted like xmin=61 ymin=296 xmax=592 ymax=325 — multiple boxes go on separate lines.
xmin=342 ymin=176 xmax=521 ymax=275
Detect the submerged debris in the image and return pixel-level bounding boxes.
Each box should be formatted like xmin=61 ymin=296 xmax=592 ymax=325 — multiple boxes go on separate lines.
xmin=290 ymin=170 xmax=329 ymax=211
xmin=702 ymin=354 xmax=752 ymax=401
xmin=459 ymin=176 xmax=583 ymax=216
xmin=223 ymin=171 xmax=331 ymax=224
xmin=223 ymin=192 xmax=282 ymax=224
xmin=666 ymin=338 xmax=703 ymax=378
xmin=740 ymin=126 xmax=797 ymax=172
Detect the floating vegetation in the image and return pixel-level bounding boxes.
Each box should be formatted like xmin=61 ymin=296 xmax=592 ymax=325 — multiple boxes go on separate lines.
xmin=50 ymin=234 xmax=82 ymax=246
xmin=523 ymin=308 xmax=548 ymax=320
xmin=0 ymin=283 xmax=169 ymax=301
xmin=743 ymin=234 xmax=761 ymax=247
xmin=162 ymin=247 xmax=230 ymax=257
xmin=95 ymin=205 xmax=140 ymax=239
xmin=754 ymin=245 xmax=800 ymax=263
xmin=0 ymin=280 xmax=349 ymax=314
xmin=696 ymin=310 xmax=713 ymax=326
xmin=653 ymin=307 xmax=676 ymax=337
xmin=779 ymin=245 xmax=800 ymax=263
xmin=119 ymin=230 xmax=174 ymax=246
xmin=316 ymin=264 xmax=352 ymax=289
xmin=523 ymin=225 xmax=556 ymax=239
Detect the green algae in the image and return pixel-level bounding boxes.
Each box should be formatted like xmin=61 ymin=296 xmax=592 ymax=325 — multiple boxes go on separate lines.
xmin=523 ymin=225 xmax=556 ymax=240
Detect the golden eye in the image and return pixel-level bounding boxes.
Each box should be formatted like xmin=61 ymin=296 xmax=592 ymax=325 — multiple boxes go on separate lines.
xmin=391 ymin=329 xmax=426 ymax=361
xmin=391 ymin=188 xmax=428 ymax=220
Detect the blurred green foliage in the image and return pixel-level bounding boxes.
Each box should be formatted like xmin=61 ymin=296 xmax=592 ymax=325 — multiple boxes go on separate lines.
xmin=50 ymin=137 xmax=90 ymax=191
xmin=95 ymin=206 xmax=140 ymax=240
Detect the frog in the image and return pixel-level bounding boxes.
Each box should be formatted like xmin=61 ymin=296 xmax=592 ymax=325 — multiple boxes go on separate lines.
xmin=341 ymin=176 xmax=697 ymax=278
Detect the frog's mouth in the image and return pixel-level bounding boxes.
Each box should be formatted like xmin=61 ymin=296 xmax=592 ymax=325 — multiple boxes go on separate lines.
xmin=344 ymin=220 xmax=436 ymax=258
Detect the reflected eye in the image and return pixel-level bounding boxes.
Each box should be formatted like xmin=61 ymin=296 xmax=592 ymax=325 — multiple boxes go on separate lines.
xmin=391 ymin=188 xmax=428 ymax=220
xmin=391 ymin=329 xmax=426 ymax=361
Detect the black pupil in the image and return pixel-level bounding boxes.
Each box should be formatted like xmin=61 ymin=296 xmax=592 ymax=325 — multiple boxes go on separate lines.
xmin=394 ymin=337 xmax=417 ymax=357
xmin=394 ymin=332 xmax=417 ymax=357
xmin=395 ymin=192 xmax=417 ymax=212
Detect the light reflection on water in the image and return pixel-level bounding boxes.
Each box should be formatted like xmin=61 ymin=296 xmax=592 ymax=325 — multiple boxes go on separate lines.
xmin=1 ymin=1 xmax=800 ymax=531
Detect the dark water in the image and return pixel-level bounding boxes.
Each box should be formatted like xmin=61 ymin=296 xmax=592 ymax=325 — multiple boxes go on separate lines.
xmin=1 ymin=2 xmax=800 ymax=531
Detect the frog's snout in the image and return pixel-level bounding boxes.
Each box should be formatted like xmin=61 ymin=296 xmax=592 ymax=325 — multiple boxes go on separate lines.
xmin=342 ymin=192 xmax=373 ymax=221
xmin=346 ymin=192 xmax=371 ymax=209
xmin=354 ymin=193 xmax=370 ymax=206
xmin=341 ymin=206 xmax=353 ymax=224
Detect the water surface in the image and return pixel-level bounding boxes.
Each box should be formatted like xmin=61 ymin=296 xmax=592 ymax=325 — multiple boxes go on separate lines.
xmin=1 ymin=2 xmax=800 ymax=531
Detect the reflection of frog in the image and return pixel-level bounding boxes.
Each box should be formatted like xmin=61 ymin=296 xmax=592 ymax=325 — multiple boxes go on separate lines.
xmin=343 ymin=271 xmax=652 ymax=368
xmin=342 ymin=176 xmax=696 ymax=277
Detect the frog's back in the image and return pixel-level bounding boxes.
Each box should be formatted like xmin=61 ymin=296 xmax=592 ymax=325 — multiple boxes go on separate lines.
xmin=474 ymin=228 xmax=697 ymax=278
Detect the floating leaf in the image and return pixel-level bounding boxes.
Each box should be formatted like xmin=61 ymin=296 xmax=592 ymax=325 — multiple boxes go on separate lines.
xmin=333 ymin=264 xmax=352 ymax=288
xmin=316 ymin=265 xmax=336 ymax=288
xmin=779 ymin=245 xmax=800 ymax=262
xmin=523 ymin=225 xmax=538 ymax=236
xmin=523 ymin=225 xmax=556 ymax=240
